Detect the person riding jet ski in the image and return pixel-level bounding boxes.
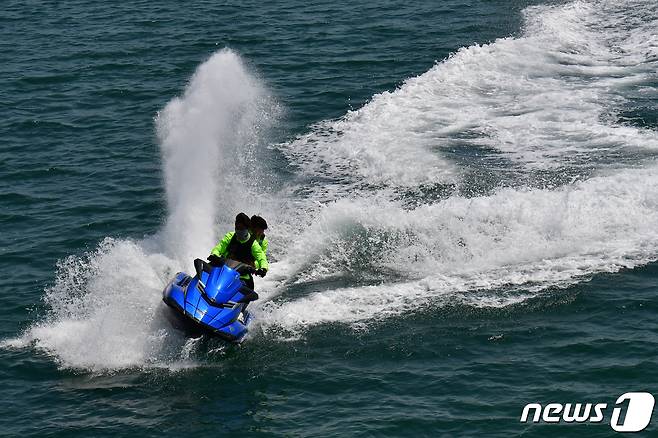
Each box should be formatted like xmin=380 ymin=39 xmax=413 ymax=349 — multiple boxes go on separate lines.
xmin=208 ymin=212 xmax=268 ymax=291
xmin=250 ymin=215 xmax=269 ymax=255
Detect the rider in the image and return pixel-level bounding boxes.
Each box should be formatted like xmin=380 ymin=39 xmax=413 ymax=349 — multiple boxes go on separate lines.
xmin=208 ymin=212 xmax=268 ymax=290
xmin=250 ymin=215 xmax=268 ymax=255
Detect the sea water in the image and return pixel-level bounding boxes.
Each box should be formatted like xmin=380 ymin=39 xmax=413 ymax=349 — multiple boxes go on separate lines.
xmin=1 ymin=0 xmax=657 ymax=436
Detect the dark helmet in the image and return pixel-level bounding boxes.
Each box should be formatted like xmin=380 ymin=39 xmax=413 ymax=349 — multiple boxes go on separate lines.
xmin=250 ymin=215 xmax=268 ymax=230
xmin=235 ymin=212 xmax=251 ymax=228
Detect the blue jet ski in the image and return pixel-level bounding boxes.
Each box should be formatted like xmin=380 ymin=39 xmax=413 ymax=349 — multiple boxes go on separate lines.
xmin=162 ymin=258 xmax=258 ymax=343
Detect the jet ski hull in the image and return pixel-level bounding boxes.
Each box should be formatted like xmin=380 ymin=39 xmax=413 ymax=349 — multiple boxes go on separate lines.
xmin=162 ymin=264 xmax=254 ymax=343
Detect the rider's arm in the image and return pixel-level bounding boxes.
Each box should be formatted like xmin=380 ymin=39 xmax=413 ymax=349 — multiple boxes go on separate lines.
xmin=251 ymin=240 xmax=268 ymax=271
xmin=259 ymin=237 xmax=268 ymax=254
xmin=210 ymin=232 xmax=234 ymax=257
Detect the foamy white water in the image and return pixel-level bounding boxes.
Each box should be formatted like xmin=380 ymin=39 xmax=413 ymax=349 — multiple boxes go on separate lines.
xmin=257 ymin=163 xmax=658 ymax=332
xmin=281 ymin=0 xmax=658 ymax=198
xmin=256 ymin=0 xmax=658 ymax=334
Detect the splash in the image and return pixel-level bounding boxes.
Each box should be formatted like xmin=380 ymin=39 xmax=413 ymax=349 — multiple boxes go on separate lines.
xmin=157 ymin=49 xmax=272 ymax=265
xmin=4 ymin=49 xmax=274 ymax=371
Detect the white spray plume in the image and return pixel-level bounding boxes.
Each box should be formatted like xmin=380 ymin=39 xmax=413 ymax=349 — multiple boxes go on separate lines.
xmin=157 ymin=49 xmax=267 ymax=264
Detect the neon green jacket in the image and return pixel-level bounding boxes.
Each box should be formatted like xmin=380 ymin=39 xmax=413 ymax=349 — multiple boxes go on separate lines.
xmin=210 ymin=231 xmax=268 ymax=272
xmin=257 ymin=236 xmax=268 ymax=254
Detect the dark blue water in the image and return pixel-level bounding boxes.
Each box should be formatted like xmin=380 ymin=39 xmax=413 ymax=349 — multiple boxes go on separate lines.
xmin=2 ymin=0 xmax=658 ymax=436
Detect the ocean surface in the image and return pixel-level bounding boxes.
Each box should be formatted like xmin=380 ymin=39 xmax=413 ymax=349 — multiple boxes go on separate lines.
xmin=2 ymin=0 xmax=658 ymax=436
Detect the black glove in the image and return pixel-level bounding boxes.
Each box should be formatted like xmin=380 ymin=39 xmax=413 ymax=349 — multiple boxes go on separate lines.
xmin=255 ymin=268 xmax=267 ymax=278
xmin=207 ymin=254 xmax=224 ymax=266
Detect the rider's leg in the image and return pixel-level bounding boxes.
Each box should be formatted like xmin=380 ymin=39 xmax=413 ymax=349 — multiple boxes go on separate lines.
xmin=242 ymin=275 xmax=255 ymax=312
xmin=244 ymin=275 xmax=254 ymax=290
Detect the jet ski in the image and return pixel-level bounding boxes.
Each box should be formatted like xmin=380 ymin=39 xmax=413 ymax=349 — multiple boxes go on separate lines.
xmin=162 ymin=257 xmax=259 ymax=343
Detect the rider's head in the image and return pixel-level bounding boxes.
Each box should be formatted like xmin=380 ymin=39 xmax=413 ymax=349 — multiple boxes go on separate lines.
xmin=250 ymin=215 xmax=268 ymax=239
xmin=234 ymin=213 xmax=251 ymax=240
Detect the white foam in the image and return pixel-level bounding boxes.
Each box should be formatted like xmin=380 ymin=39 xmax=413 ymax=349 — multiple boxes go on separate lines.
xmin=257 ymin=163 xmax=658 ymax=334
xmin=280 ymin=0 xmax=658 ymax=196
xmin=8 ymin=239 xmax=177 ymax=370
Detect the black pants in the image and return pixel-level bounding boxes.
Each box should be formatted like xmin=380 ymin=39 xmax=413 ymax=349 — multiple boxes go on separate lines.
xmin=242 ymin=275 xmax=255 ymax=312
xmin=244 ymin=275 xmax=254 ymax=291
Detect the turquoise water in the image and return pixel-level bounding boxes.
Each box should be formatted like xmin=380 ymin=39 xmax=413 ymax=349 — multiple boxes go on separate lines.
xmin=2 ymin=0 xmax=658 ymax=436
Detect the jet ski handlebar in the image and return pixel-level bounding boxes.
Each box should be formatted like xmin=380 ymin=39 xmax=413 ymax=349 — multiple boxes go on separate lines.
xmin=203 ymin=256 xmax=257 ymax=275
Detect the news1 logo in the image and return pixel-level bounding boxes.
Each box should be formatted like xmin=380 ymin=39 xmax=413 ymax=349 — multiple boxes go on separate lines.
xmin=520 ymin=392 xmax=655 ymax=432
